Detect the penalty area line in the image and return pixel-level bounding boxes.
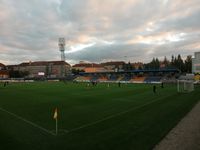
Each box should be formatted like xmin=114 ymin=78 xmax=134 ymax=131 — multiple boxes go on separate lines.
xmin=0 ymin=107 xmax=56 ymax=136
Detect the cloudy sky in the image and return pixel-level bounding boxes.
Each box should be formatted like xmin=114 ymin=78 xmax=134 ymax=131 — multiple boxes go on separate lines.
xmin=0 ymin=0 xmax=200 ymax=65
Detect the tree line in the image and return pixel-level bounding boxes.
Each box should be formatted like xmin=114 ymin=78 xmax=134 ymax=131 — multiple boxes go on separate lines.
xmin=144 ymin=54 xmax=192 ymax=73
xmin=123 ymin=54 xmax=192 ymax=73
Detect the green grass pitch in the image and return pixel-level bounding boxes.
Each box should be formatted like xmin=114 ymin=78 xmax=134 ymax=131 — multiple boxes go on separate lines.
xmin=0 ymin=82 xmax=200 ymax=150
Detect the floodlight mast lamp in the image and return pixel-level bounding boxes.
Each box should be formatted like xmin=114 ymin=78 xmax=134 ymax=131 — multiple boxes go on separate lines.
xmin=58 ymin=38 xmax=66 ymax=61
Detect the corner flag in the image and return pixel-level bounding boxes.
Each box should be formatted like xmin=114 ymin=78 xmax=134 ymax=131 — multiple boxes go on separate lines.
xmin=53 ymin=108 xmax=58 ymax=135
xmin=53 ymin=108 xmax=58 ymax=120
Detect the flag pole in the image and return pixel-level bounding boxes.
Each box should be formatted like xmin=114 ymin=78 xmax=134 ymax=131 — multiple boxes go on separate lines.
xmin=55 ymin=117 xmax=58 ymax=135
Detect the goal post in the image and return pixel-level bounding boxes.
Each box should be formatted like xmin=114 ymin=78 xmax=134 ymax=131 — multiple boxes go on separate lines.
xmin=177 ymin=80 xmax=194 ymax=93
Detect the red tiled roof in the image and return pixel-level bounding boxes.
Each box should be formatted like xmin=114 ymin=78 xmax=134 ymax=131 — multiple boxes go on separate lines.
xmin=101 ymin=61 xmax=125 ymax=66
xmin=19 ymin=61 xmax=70 ymax=66
xmin=0 ymin=63 xmax=5 ymax=67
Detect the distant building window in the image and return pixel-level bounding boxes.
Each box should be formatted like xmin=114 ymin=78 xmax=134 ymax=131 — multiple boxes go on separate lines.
xmin=195 ymin=66 xmax=200 ymax=71
xmin=194 ymin=64 xmax=200 ymax=66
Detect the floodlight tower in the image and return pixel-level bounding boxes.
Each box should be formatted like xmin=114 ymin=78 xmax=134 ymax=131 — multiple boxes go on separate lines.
xmin=58 ymin=38 xmax=66 ymax=61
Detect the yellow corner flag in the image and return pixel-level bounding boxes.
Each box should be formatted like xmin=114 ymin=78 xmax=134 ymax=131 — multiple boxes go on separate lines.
xmin=53 ymin=108 xmax=58 ymax=120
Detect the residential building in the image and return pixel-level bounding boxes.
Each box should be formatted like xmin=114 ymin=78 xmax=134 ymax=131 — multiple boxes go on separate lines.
xmin=131 ymin=62 xmax=144 ymax=69
xmin=192 ymin=52 xmax=200 ymax=74
xmin=101 ymin=61 xmax=125 ymax=72
xmin=0 ymin=63 xmax=9 ymax=78
xmin=8 ymin=61 xmax=71 ymax=78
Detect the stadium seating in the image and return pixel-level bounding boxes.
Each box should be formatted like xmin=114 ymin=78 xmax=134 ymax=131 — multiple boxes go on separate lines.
xmin=73 ymin=70 xmax=180 ymax=83
xmin=117 ymin=76 xmax=124 ymax=81
xmin=144 ymin=76 xmax=162 ymax=82
xmin=121 ymin=75 xmax=132 ymax=81
xmin=132 ymin=76 xmax=146 ymax=82
xmin=74 ymin=76 xmax=91 ymax=81
xmin=98 ymin=76 xmax=108 ymax=81
xmin=91 ymin=75 xmax=99 ymax=81
xmin=109 ymin=74 xmax=118 ymax=81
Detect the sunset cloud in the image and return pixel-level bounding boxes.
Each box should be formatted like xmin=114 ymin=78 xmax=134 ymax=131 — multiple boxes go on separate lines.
xmin=0 ymin=0 xmax=200 ymax=65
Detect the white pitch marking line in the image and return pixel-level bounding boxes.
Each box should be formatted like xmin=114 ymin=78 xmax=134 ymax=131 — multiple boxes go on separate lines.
xmin=68 ymin=95 xmax=170 ymax=133
xmin=0 ymin=107 xmax=56 ymax=136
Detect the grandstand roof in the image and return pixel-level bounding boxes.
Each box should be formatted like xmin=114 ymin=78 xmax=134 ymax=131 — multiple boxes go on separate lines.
xmin=130 ymin=68 xmax=180 ymax=73
xmin=73 ymin=63 xmax=102 ymax=68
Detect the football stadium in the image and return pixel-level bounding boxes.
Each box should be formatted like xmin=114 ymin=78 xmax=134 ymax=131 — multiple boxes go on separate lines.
xmin=1 ymin=1 xmax=200 ymax=150
xmin=0 ymin=81 xmax=199 ymax=150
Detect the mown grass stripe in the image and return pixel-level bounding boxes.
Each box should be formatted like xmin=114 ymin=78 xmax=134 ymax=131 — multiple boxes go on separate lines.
xmin=68 ymin=94 xmax=171 ymax=133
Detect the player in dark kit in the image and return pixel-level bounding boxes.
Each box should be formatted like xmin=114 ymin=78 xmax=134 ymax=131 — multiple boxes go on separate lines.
xmin=153 ymin=85 xmax=156 ymax=93
xmin=118 ymin=82 xmax=121 ymax=87
xmin=3 ymin=82 xmax=7 ymax=87
xmin=161 ymin=82 xmax=164 ymax=88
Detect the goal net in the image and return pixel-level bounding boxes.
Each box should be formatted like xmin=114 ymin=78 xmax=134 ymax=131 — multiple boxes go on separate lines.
xmin=177 ymin=80 xmax=194 ymax=93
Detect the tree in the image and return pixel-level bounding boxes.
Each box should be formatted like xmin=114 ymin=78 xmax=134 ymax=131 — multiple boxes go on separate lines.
xmin=185 ymin=55 xmax=192 ymax=73
xmin=171 ymin=55 xmax=182 ymax=71
xmin=144 ymin=58 xmax=160 ymax=70
xmin=150 ymin=58 xmax=160 ymax=69
xmin=170 ymin=55 xmax=175 ymax=68
xmin=177 ymin=54 xmax=184 ymax=72
xmin=138 ymin=65 xmax=143 ymax=70
xmin=128 ymin=62 xmax=133 ymax=70
xmin=155 ymin=58 xmax=160 ymax=69
xmin=163 ymin=56 xmax=170 ymax=68
xmin=123 ymin=62 xmax=133 ymax=71
xmin=150 ymin=58 xmax=156 ymax=69
xmin=143 ymin=63 xmax=149 ymax=70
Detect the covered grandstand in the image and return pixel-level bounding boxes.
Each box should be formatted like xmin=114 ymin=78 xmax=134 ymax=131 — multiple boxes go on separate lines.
xmin=74 ymin=69 xmax=180 ymax=83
